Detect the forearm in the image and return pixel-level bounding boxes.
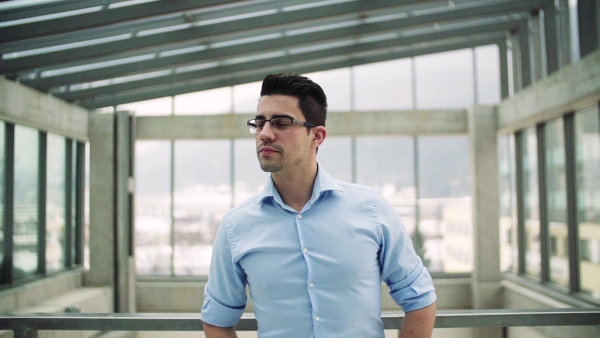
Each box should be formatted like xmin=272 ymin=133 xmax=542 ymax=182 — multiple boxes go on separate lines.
xmin=203 ymin=322 xmax=238 ymax=338
xmin=399 ymin=302 xmax=436 ymax=338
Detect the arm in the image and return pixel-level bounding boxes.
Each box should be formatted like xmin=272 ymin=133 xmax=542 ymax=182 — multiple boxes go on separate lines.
xmin=399 ymin=302 xmax=436 ymax=338
xmin=203 ymin=322 xmax=238 ymax=338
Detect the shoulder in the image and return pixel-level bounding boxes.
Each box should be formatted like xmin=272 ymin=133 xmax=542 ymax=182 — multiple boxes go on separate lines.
xmin=223 ymin=194 xmax=263 ymax=223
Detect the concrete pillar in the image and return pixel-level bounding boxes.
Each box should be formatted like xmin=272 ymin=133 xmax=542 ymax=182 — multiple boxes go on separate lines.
xmin=87 ymin=112 xmax=134 ymax=312
xmin=469 ymin=106 xmax=502 ymax=337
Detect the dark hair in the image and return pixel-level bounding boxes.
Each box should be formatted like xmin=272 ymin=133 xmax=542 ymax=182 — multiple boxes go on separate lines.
xmin=260 ymin=73 xmax=327 ymax=126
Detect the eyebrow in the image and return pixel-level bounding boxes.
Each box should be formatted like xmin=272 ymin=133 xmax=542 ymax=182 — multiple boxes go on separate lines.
xmin=254 ymin=114 xmax=294 ymax=119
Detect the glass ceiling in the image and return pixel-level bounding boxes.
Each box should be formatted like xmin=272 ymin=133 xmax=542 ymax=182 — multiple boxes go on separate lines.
xmin=0 ymin=0 xmax=545 ymax=109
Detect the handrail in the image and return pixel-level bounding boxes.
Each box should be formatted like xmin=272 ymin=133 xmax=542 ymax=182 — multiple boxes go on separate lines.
xmin=0 ymin=308 xmax=599 ymax=338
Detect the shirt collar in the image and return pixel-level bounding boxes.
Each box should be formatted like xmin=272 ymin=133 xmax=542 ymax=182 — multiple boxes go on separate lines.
xmin=257 ymin=165 xmax=343 ymax=206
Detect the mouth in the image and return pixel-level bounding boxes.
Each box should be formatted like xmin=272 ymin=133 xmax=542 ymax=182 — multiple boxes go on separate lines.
xmin=258 ymin=145 xmax=281 ymax=155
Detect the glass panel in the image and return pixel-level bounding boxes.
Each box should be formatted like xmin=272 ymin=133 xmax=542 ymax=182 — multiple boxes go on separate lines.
xmin=545 ymin=118 xmax=569 ymax=287
xmin=84 ymin=142 xmax=90 ymax=270
xmin=418 ymin=136 xmax=472 ymax=273
xmin=135 ymin=141 xmax=172 ymax=276
xmin=174 ymin=87 xmax=232 ymax=115
xmin=355 ymin=136 xmax=416 ymax=244
xmin=71 ymin=141 xmax=77 ymax=265
xmin=305 ymin=68 xmax=351 ymax=112
xmin=522 ymin=127 xmax=541 ymax=277
xmin=575 ymin=105 xmax=600 ymax=298
xmin=499 ymin=133 xmax=518 ymax=272
xmin=14 ymin=125 xmax=39 ymax=279
xmin=0 ymin=122 xmax=4 ymax=281
xmin=46 ymin=134 xmax=66 ymax=272
xmin=353 ymin=59 xmax=413 ymax=110
xmin=234 ymin=139 xmax=269 ymax=206
xmin=415 ymin=49 xmax=474 ymax=109
xmin=475 ymin=45 xmax=501 ymax=105
xmin=317 ymin=137 xmax=352 ymax=183
xmin=173 ymin=140 xmax=231 ymax=276
xmin=234 ymin=81 xmax=261 ymax=114
xmin=117 ymin=97 xmax=173 ymax=116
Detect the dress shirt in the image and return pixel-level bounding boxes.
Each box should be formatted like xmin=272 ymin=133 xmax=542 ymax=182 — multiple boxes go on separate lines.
xmin=201 ymin=167 xmax=436 ymax=338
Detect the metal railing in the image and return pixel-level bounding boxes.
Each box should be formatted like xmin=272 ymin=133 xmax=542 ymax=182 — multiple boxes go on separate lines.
xmin=1 ymin=308 xmax=599 ymax=338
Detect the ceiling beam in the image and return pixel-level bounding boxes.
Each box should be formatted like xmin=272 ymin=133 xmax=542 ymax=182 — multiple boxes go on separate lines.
xmin=0 ymin=0 xmax=240 ymax=44
xmin=57 ymin=20 xmax=520 ymax=101
xmin=0 ymin=0 xmax=412 ymax=72
xmin=75 ymin=34 xmax=505 ymax=109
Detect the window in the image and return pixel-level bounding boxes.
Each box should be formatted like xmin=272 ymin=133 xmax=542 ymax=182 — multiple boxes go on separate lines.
xmin=14 ymin=125 xmax=39 ymax=280
xmin=498 ymin=133 xmax=518 ymax=272
xmin=46 ymin=133 xmax=66 ymax=273
xmin=574 ymin=105 xmax=600 ymax=298
xmin=521 ymin=126 xmax=541 ymax=278
xmin=545 ymin=118 xmax=569 ymax=288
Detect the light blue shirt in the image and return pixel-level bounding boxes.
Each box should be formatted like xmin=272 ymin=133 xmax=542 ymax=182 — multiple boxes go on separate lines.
xmin=201 ymin=167 xmax=436 ymax=338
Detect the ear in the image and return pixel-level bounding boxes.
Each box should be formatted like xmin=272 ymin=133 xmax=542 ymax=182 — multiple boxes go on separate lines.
xmin=311 ymin=126 xmax=327 ymax=148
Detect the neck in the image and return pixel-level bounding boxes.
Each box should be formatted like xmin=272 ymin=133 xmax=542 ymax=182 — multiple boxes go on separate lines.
xmin=271 ymin=162 xmax=318 ymax=213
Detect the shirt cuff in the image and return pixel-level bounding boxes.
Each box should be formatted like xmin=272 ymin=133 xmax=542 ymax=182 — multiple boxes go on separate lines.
xmin=201 ymin=294 xmax=246 ymax=327
xmin=389 ymin=268 xmax=437 ymax=312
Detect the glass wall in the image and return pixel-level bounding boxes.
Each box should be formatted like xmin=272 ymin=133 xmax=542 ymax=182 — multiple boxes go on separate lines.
xmin=132 ymin=47 xmax=500 ymax=276
xmin=0 ymin=122 xmax=4 ymax=282
xmin=574 ymin=106 xmax=600 ymax=298
xmin=522 ymin=127 xmax=542 ymax=278
xmin=545 ymin=118 xmax=569 ymax=287
xmin=499 ymin=133 xmax=518 ymax=272
xmin=46 ymin=133 xmax=66 ymax=272
xmin=502 ymin=104 xmax=600 ymax=302
xmin=14 ymin=125 xmax=39 ymax=279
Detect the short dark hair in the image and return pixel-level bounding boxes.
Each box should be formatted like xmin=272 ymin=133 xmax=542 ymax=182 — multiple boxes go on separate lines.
xmin=260 ymin=73 xmax=327 ymax=126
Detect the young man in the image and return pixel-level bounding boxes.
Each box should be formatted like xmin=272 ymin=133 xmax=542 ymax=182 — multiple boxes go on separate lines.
xmin=202 ymin=73 xmax=437 ymax=338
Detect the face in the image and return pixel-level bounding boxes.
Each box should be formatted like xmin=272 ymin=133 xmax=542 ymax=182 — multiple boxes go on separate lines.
xmin=254 ymin=95 xmax=325 ymax=175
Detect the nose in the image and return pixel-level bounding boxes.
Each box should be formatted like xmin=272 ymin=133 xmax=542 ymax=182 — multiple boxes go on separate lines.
xmin=258 ymin=120 xmax=275 ymax=141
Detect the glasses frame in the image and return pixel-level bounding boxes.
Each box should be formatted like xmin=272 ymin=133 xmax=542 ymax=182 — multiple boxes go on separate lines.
xmin=247 ymin=115 xmax=316 ymax=134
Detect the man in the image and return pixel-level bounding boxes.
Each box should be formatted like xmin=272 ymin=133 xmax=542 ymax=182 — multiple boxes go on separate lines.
xmin=202 ymin=73 xmax=436 ymax=338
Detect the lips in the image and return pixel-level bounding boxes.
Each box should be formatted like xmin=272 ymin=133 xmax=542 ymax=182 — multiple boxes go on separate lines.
xmin=258 ymin=144 xmax=281 ymax=155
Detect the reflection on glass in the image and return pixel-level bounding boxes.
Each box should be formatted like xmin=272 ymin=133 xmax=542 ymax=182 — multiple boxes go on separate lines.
xmin=46 ymin=134 xmax=66 ymax=272
xmin=173 ymin=140 xmax=231 ymax=276
xmin=71 ymin=141 xmax=78 ymax=265
xmin=234 ymin=139 xmax=269 ymax=206
xmin=418 ymin=136 xmax=472 ymax=273
xmin=574 ymin=106 xmax=600 ymax=298
xmin=135 ymin=141 xmax=172 ymax=276
xmin=522 ymin=127 xmax=541 ymax=277
xmin=475 ymin=45 xmax=500 ymax=105
xmin=353 ymin=59 xmax=413 ymax=110
xmin=14 ymin=125 xmax=39 ymax=279
xmin=317 ymin=137 xmax=352 ymax=183
xmin=545 ymin=118 xmax=569 ymax=287
xmin=0 ymin=122 xmax=4 ymax=281
xmin=415 ymin=49 xmax=474 ymax=109
xmin=175 ymin=87 xmax=232 ymax=115
xmin=498 ymin=134 xmax=518 ymax=272
xmin=305 ymin=68 xmax=351 ymax=112
xmin=356 ymin=136 xmax=416 ymax=236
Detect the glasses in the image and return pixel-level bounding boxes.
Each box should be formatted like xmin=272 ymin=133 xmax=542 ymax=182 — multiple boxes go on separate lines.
xmin=247 ymin=116 xmax=316 ymax=134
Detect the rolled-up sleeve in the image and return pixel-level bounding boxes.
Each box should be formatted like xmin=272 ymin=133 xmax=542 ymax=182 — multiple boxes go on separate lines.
xmin=201 ymin=219 xmax=247 ymax=327
xmin=376 ymin=194 xmax=437 ymax=312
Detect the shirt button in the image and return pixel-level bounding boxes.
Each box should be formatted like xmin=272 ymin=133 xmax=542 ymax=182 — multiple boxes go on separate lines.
xmin=309 ymin=282 xmax=315 ymax=288
xmin=303 ymin=248 xmax=308 ymax=254
xmin=315 ymin=316 xmax=320 ymax=322
xmin=297 ymin=214 xmax=302 ymax=219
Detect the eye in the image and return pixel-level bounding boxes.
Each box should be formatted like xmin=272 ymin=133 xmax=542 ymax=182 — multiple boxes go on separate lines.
xmin=273 ymin=118 xmax=293 ymax=128
xmin=255 ymin=119 xmax=266 ymax=128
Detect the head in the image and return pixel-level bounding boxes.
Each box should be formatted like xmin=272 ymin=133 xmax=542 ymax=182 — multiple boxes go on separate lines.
xmin=252 ymin=73 xmax=328 ymax=175
xmin=260 ymin=73 xmax=327 ymax=127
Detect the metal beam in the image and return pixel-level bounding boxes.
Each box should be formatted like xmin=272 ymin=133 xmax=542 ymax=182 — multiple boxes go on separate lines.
xmin=0 ymin=0 xmax=412 ymax=72
xmin=57 ymin=21 xmax=518 ymax=101
xmin=23 ymin=10 xmax=531 ymax=89
xmin=0 ymin=0 xmax=240 ymax=44
xmin=76 ymin=35 xmax=504 ymax=109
